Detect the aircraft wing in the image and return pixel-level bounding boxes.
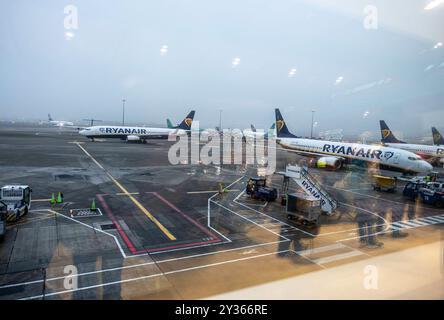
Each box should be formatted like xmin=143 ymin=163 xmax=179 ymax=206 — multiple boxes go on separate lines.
xmin=50 ymin=124 xmax=86 ymax=131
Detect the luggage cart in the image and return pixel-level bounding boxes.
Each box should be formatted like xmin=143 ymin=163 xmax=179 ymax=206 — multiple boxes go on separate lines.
xmin=286 ymin=193 xmax=321 ymax=227
xmin=372 ymin=175 xmax=397 ymax=193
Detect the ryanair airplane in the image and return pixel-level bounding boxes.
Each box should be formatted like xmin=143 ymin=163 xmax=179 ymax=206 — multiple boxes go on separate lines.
xmin=48 ymin=113 xmax=74 ymax=127
xmin=380 ymin=120 xmax=444 ymax=165
xmin=275 ymin=109 xmax=432 ymax=174
xmin=79 ymin=110 xmax=195 ymax=143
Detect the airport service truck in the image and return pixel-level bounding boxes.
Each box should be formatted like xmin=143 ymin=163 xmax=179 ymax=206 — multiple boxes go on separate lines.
xmin=403 ymin=182 xmax=444 ymax=208
xmin=0 ymin=185 xmax=32 ymax=223
xmin=246 ymin=177 xmax=278 ymax=202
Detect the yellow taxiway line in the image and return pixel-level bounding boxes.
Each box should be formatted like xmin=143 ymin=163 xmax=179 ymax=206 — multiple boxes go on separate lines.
xmin=75 ymin=142 xmax=176 ymax=241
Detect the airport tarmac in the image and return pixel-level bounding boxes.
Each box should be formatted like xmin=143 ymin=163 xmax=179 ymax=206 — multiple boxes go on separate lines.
xmin=0 ymin=125 xmax=443 ymax=299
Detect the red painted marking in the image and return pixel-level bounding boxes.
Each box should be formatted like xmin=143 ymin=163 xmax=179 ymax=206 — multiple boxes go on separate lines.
xmin=97 ymin=194 xmax=137 ymax=254
xmin=133 ymin=238 xmax=222 ymax=254
xmin=149 ymin=192 xmax=219 ymax=239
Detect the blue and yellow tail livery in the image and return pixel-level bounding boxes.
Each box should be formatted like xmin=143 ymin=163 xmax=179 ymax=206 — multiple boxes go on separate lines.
xmin=432 ymin=127 xmax=444 ymax=145
xmin=275 ymin=108 xmax=297 ymax=138
xmin=379 ymin=120 xmax=405 ymax=144
xmin=175 ymin=110 xmax=195 ymax=130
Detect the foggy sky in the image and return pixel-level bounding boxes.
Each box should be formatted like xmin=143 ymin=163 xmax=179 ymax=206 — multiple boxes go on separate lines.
xmin=1 ymin=0 xmax=443 ymax=138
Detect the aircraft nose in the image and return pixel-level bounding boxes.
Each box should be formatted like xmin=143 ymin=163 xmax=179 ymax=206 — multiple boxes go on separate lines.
xmin=420 ymin=161 xmax=433 ymax=173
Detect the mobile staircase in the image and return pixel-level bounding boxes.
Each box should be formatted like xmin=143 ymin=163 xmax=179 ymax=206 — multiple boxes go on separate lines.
xmin=281 ymin=164 xmax=338 ymax=215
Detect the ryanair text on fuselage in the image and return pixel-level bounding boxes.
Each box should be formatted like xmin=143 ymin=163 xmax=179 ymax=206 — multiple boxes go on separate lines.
xmin=322 ymin=143 xmax=394 ymax=160
xmin=99 ymin=127 xmax=148 ymax=135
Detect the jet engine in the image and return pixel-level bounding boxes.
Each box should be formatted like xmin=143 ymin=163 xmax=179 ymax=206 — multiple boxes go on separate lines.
xmin=126 ymin=135 xmax=141 ymax=142
xmin=314 ymin=156 xmax=343 ymax=170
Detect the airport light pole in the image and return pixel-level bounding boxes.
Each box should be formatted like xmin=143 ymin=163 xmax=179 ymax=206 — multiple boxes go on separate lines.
xmin=122 ymin=99 xmax=126 ymax=126
xmin=219 ymin=109 xmax=222 ymax=132
xmin=310 ymin=110 xmax=316 ymax=139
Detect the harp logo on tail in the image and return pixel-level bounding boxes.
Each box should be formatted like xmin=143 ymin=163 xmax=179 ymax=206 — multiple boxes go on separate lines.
xmin=382 ymin=129 xmax=391 ymax=139
xmin=184 ymin=118 xmax=193 ymax=127
xmin=276 ymin=120 xmax=285 ymax=131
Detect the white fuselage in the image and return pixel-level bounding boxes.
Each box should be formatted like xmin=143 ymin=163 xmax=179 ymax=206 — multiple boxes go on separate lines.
xmin=79 ymin=125 xmax=187 ymax=140
xmin=277 ymin=137 xmax=433 ymax=173
xmin=243 ymin=129 xmax=269 ymax=139
xmin=385 ymin=143 xmax=444 ymax=163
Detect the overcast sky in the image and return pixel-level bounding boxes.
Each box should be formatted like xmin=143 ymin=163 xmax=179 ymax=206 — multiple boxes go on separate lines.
xmin=1 ymin=1 xmax=443 ymax=138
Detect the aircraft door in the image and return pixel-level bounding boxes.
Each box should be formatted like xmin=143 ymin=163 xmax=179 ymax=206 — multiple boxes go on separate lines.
xmin=393 ymin=153 xmax=400 ymax=164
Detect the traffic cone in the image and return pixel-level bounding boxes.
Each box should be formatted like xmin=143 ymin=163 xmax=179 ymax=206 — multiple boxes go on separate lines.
xmin=57 ymin=192 xmax=63 ymax=204
xmin=90 ymin=199 xmax=97 ymax=211
xmin=50 ymin=193 xmax=56 ymax=205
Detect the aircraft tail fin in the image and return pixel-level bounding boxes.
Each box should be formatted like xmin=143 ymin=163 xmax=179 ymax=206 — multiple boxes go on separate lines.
xmin=48 ymin=114 xmax=53 ymax=121
xmin=264 ymin=123 xmax=276 ymax=139
xmin=379 ymin=120 xmax=405 ymax=144
xmin=275 ymin=108 xmax=297 ymax=138
xmin=176 ymin=110 xmax=195 ymax=130
xmin=166 ymin=119 xmax=174 ymax=129
xmin=432 ymin=127 xmax=444 ymax=145
xmin=250 ymin=124 xmax=256 ymax=132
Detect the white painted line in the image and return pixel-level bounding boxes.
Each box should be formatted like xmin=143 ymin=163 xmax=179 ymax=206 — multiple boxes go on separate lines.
xmin=345 ymin=188 xmax=374 ymax=192
xmin=75 ymin=142 xmax=106 ymax=170
xmin=339 ymin=202 xmax=389 ymax=226
xmin=33 ymin=209 xmax=127 ymax=258
xmin=212 ymin=200 xmax=289 ymax=240
xmin=399 ymin=221 xmax=424 ymax=228
xmin=420 ymin=215 xmax=444 ymax=223
xmin=312 ymin=250 xmax=363 ymax=265
xmin=329 ymin=186 xmax=444 ymax=212
xmin=188 ymin=189 xmax=239 ymax=194
xmin=20 ymin=249 xmax=292 ymax=300
xmin=147 ymin=240 xmax=230 ymax=256
xmin=233 ymin=190 xmax=245 ymax=202
xmin=339 ymin=212 xmax=444 ymax=243
xmin=391 ymin=222 xmax=413 ymax=229
xmin=296 ymin=243 xmax=345 ymax=256
xmin=315 ymin=225 xmax=378 ymax=237
xmin=262 ymin=222 xmax=285 ymax=228
xmin=0 ymin=238 xmax=288 ymax=291
xmin=207 ymin=175 xmax=244 ymax=243
xmin=338 ymin=242 xmax=371 ymax=257
xmin=115 ymin=192 xmax=139 ymax=196
xmin=238 ymin=201 xmax=269 ymax=208
xmin=419 ymin=217 xmax=442 ymax=224
xmin=426 ymin=215 xmax=444 ymax=222
xmin=233 ymin=190 xmax=314 ymax=237
xmin=70 ymin=208 xmax=103 ymax=218
xmin=407 ymin=220 xmax=429 ymax=226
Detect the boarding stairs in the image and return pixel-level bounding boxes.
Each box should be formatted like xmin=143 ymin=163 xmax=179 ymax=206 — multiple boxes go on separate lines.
xmin=283 ymin=164 xmax=338 ymax=215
